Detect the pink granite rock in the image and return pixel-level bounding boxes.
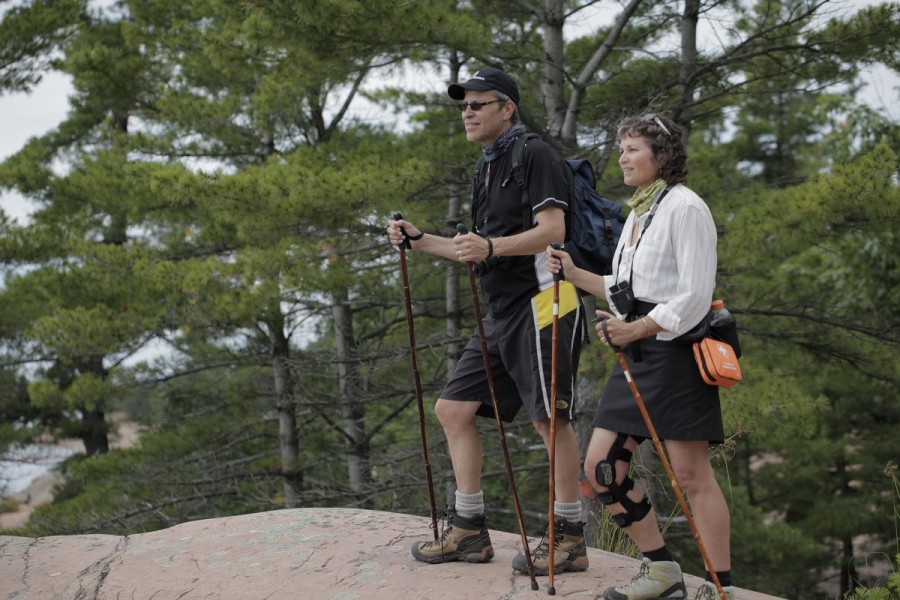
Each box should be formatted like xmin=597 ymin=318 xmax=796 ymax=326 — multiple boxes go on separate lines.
xmin=0 ymin=507 xmax=784 ymax=599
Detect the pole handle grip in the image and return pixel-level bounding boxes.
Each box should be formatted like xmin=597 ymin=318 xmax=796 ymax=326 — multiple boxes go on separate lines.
xmin=393 ymin=212 xmax=412 ymax=249
xmin=598 ymin=317 xmax=622 ymax=352
xmin=550 ymin=242 xmax=565 ymax=281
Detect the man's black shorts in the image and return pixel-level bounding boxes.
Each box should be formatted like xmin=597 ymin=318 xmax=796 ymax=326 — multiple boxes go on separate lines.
xmin=441 ymin=281 xmax=585 ymax=423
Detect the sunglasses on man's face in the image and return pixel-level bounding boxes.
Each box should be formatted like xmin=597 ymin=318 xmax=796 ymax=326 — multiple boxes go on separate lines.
xmin=456 ymin=100 xmax=504 ymax=112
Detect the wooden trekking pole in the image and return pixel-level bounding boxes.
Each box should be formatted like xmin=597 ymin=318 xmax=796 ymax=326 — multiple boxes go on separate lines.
xmin=599 ymin=319 xmax=728 ymax=600
xmin=392 ymin=213 xmax=438 ymax=541
xmin=456 ymin=223 xmax=539 ymax=591
xmin=546 ymin=243 xmax=564 ymax=596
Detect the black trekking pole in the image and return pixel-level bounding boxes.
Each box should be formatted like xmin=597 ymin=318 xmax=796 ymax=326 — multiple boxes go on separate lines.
xmin=456 ymin=223 xmax=539 ymax=591
xmin=598 ymin=319 xmax=728 ymax=600
xmin=546 ymin=243 xmax=564 ymax=596
xmin=393 ymin=213 xmax=439 ymax=541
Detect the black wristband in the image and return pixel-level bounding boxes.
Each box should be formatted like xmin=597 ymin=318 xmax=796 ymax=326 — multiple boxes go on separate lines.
xmin=485 ymin=237 xmax=494 ymax=258
xmin=407 ymin=231 xmax=424 ymax=241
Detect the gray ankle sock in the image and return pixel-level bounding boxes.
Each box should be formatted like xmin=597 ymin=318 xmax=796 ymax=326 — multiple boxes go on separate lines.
xmin=455 ymin=490 xmax=484 ymax=519
xmin=553 ymin=500 xmax=582 ymax=524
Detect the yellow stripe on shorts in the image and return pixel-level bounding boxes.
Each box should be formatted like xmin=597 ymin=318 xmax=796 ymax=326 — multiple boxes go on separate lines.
xmin=533 ymin=281 xmax=579 ymax=330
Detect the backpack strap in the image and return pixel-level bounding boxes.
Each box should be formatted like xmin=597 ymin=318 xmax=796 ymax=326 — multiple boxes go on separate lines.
xmin=471 ymin=155 xmax=486 ymax=232
xmin=509 ymin=133 xmax=541 ymax=232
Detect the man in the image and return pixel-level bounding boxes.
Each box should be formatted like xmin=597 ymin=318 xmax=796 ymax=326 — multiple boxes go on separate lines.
xmin=387 ymin=66 xmax=588 ymax=576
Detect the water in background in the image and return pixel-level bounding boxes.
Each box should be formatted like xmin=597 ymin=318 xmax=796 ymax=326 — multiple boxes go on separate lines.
xmin=0 ymin=444 xmax=76 ymax=496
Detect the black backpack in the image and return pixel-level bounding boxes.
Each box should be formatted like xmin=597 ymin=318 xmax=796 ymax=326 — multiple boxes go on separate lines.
xmin=474 ymin=133 xmax=627 ymax=275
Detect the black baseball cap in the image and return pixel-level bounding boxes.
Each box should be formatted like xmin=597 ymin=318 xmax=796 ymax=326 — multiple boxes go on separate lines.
xmin=448 ymin=67 xmax=520 ymax=105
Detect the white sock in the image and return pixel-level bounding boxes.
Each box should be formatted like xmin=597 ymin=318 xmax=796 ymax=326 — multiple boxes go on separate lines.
xmin=553 ymin=500 xmax=582 ymax=524
xmin=455 ymin=490 xmax=484 ymax=519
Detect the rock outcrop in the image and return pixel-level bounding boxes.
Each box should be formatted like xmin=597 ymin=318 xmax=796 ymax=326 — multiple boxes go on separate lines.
xmin=0 ymin=507 xmax=784 ymax=599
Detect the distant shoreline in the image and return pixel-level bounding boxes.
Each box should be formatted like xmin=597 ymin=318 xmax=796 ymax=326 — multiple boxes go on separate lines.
xmin=0 ymin=443 xmax=77 ymax=495
xmin=0 ymin=414 xmax=140 ymax=531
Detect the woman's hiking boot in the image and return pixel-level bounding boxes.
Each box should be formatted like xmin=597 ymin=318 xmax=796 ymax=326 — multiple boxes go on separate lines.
xmin=511 ymin=517 xmax=589 ymax=575
xmin=410 ymin=507 xmax=494 ymax=564
xmin=693 ymin=582 xmax=734 ymax=600
xmin=602 ymin=557 xmax=687 ymax=600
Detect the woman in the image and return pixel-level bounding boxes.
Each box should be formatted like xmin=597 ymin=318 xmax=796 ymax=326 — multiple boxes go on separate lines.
xmin=547 ymin=113 xmax=733 ymax=600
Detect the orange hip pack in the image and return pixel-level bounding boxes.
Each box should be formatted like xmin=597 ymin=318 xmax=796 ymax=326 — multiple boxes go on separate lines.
xmin=692 ymin=337 xmax=742 ymax=388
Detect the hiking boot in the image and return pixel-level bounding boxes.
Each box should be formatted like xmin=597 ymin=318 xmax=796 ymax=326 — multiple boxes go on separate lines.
xmin=602 ymin=557 xmax=687 ymax=600
xmin=512 ymin=517 xmax=589 ymax=575
xmin=693 ymin=582 xmax=734 ymax=600
xmin=410 ymin=507 xmax=494 ymax=564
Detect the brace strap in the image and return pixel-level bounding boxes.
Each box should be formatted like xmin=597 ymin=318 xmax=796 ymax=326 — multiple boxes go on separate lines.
xmin=594 ymin=433 xmax=652 ymax=527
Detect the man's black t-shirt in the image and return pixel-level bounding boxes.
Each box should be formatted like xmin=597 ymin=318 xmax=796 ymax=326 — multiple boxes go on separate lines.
xmin=472 ymin=135 xmax=570 ymax=317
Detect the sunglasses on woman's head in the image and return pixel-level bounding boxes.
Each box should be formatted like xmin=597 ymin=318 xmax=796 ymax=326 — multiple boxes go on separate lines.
xmin=640 ymin=113 xmax=672 ymax=136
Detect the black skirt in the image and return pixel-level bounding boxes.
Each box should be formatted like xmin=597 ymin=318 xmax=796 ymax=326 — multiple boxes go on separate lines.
xmin=591 ymin=336 xmax=724 ymax=443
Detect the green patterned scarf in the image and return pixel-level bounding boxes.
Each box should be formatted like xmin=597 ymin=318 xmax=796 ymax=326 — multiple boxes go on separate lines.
xmin=628 ymin=178 xmax=667 ymax=216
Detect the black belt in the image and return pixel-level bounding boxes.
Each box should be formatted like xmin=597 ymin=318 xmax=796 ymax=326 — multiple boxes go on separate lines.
xmin=630 ymin=301 xmax=716 ymax=349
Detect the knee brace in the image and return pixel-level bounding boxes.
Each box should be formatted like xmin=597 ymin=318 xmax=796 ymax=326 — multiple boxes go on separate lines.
xmin=594 ymin=432 xmax=652 ymax=528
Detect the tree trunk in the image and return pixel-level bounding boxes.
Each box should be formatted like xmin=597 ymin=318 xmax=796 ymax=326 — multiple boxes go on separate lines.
xmin=79 ymin=355 xmax=110 ymax=456
xmin=447 ymin=54 xmax=465 ymax=379
xmin=840 ymin=535 xmax=856 ymax=595
xmin=561 ymin=0 xmax=645 ymax=148
xmin=676 ymin=0 xmax=701 ymax=140
xmin=267 ymin=312 xmax=302 ymax=508
xmin=444 ymin=53 xmax=465 ymax=507
xmin=541 ymin=0 xmax=567 ymax=139
xmin=81 ymin=404 xmax=109 ymax=456
xmin=332 ymin=289 xmax=370 ymax=506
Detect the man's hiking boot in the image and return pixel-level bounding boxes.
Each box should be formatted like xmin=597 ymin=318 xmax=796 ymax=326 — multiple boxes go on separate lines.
xmin=602 ymin=557 xmax=687 ymax=600
xmin=410 ymin=507 xmax=494 ymax=564
xmin=693 ymin=582 xmax=734 ymax=600
xmin=512 ymin=517 xmax=589 ymax=575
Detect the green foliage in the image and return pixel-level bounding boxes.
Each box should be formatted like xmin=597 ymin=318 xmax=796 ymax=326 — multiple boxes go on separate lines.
xmin=843 ymin=556 xmax=899 ymax=599
xmin=671 ymin=482 xmax=827 ymax=594
xmin=27 ymin=379 xmax=67 ymax=412
xmin=842 ymin=464 xmax=899 ymax=598
xmin=0 ymin=2 xmax=897 ymax=598
xmin=711 ymin=145 xmax=900 ymax=597
xmin=23 ymin=390 xmax=276 ymax=536
xmin=0 ymin=0 xmax=82 ymax=93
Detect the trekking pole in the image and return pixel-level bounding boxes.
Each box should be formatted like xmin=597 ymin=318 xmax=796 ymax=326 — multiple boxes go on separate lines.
xmin=456 ymin=223 xmax=539 ymax=591
xmin=393 ymin=213 xmax=439 ymax=541
xmin=598 ymin=319 xmax=728 ymax=600
xmin=546 ymin=243 xmax=564 ymax=596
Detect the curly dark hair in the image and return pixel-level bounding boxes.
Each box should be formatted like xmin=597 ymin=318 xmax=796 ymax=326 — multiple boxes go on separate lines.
xmin=616 ymin=114 xmax=687 ymax=185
